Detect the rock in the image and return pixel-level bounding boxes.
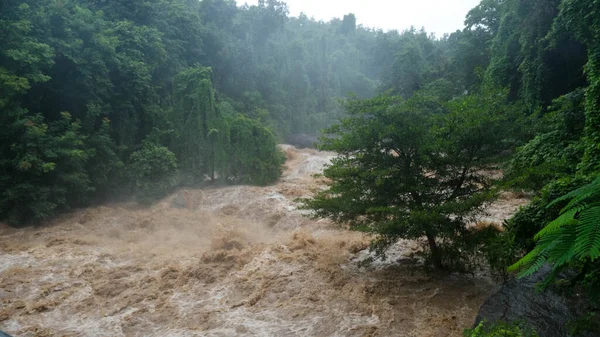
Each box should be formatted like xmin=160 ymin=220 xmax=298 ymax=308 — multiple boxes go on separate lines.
xmin=473 ymin=265 xmax=595 ymax=337
xmin=171 ymin=192 xmax=188 ymax=209
xmin=286 ymin=134 xmax=318 ymax=149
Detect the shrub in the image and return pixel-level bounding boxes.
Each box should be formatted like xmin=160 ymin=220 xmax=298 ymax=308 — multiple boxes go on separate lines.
xmin=505 ymin=176 xmax=592 ymax=252
xmin=128 ymin=142 xmax=178 ymax=203
xmin=476 ymin=226 xmax=519 ymax=281
xmin=227 ymin=114 xmax=285 ymax=186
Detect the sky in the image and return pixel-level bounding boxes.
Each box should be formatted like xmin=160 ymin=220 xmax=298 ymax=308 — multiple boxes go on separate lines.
xmin=236 ymin=0 xmax=481 ymax=36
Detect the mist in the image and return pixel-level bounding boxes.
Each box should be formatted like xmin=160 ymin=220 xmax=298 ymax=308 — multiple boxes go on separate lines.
xmin=237 ymin=0 xmax=482 ymax=35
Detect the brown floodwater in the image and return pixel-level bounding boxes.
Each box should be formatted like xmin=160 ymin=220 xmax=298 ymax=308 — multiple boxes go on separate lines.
xmin=0 ymin=145 xmax=528 ymax=337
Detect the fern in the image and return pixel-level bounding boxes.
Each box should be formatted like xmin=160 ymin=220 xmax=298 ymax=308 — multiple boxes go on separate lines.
xmin=509 ymin=176 xmax=600 ymax=279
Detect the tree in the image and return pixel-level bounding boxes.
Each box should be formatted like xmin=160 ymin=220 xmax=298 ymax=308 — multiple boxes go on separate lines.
xmin=302 ymin=89 xmax=516 ymax=269
xmin=0 ymin=111 xmax=91 ymax=224
xmin=339 ymin=13 xmax=357 ymax=35
xmin=465 ymin=0 xmax=505 ymax=36
xmin=171 ymin=65 xmax=229 ymax=183
xmin=128 ymin=142 xmax=178 ymax=203
xmin=227 ymin=114 xmax=285 ymax=185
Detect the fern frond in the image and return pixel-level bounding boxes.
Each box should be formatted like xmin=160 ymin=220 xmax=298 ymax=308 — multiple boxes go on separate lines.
xmin=512 ymin=176 xmax=600 ymax=279
xmin=534 ymin=207 xmax=579 ymax=240
xmin=574 ymin=205 xmax=600 ymax=261
xmin=508 ymin=243 xmax=548 ymax=273
xmin=553 ymin=177 xmax=600 ymax=211
xmin=547 ymin=225 xmax=578 ymax=267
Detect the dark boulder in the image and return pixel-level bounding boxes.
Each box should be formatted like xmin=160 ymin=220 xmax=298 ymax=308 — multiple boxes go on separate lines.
xmin=286 ymin=134 xmax=318 ymax=149
xmin=474 ymin=265 xmax=596 ymax=337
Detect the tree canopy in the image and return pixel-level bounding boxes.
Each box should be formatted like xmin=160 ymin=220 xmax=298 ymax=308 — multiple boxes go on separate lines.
xmin=302 ymin=88 xmax=519 ymax=268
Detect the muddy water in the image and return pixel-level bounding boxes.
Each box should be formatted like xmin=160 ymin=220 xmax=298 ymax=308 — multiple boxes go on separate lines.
xmin=0 ymin=146 xmax=527 ymax=337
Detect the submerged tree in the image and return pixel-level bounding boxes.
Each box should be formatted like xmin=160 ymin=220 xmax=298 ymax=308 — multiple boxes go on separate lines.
xmin=302 ymin=89 xmax=517 ymax=269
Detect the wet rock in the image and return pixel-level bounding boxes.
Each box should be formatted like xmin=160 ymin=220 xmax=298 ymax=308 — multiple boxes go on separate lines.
xmin=287 ymin=134 xmax=318 ymax=149
xmin=171 ymin=192 xmax=187 ymax=209
xmin=473 ymin=264 xmax=595 ymax=337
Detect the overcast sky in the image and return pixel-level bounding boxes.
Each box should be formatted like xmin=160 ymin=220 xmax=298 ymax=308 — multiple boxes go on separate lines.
xmin=236 ymin=0 xmax=481 ymax=36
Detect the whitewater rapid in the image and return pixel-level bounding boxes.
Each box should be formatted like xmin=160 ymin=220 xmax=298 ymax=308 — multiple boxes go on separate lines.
xmin=0 ymin=145 xmax=527 ymax=337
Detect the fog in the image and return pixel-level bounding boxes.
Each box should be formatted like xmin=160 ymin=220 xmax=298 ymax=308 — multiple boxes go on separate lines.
xmin=237 ymin=0 xmax=482 ymax=35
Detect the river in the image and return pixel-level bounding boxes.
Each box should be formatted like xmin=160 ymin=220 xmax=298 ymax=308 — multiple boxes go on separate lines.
xmin=0 ymin=145 xmax=529 ymax=337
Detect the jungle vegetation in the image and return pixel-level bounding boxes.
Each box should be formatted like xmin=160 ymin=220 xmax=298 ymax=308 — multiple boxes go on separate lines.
xmin=2 ymin=2 xmax=600 ymax=332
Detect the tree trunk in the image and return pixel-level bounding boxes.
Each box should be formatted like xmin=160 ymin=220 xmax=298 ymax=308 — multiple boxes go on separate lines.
xmin=425 ymin=231 xmax=443 ymax=269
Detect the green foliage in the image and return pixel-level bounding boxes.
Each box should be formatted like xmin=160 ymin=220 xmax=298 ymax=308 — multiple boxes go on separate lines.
xmin=302 ymin=88 xmax=517 ymax=269
xmin=553 ymin=0 xmax=600 ymax=173
xmin=84 ymin=117 xmax=125 ymax=199
xmin=0 ymin=110 xmax=90 ymax=224
xmin=494 ymin=1 xmax=600 ymax=306
xmin=484 ymin=0 xmax=587 ymax=108
xmin=506 ymin=89 xmax=586 ymax=191
xmin=465 ymin=321 xmax=539 ymax=337
xmin=128 ymin=142 xmax=179 ymax=203
xmin=1 ymin=0 xmax=598 ymax=245
xmin=171 ymin=65 xmax=229 ymax=183
xmin=228 ymin=115 xmax=285 ymax=185
xmin=506 ymin=176 xmax=591 ymax=251
xmin=479 ymin=227 xmax=519 ymax=281
xmin=509 ymin=176 xmax=600 ymax=284
xmin=568 ymin=311 xmax=600 ymax=336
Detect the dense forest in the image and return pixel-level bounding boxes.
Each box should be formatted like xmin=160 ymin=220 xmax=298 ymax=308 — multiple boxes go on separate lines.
xmin=1 ymin=0 xmax=380 ymax=222
xmin=0 ymin=0 xmax=494 ymax=223
xmin=2 ymin=0 xmax=600 ymax=334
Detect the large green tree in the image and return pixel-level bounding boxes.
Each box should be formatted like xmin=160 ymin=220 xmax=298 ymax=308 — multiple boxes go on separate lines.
xmin=302 ymin=88 xmax=517 ymax=268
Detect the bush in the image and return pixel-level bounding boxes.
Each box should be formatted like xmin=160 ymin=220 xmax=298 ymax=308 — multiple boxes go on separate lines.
xmin=128 ymin=142 xmax=178 ymax=203
xmin=227 ymin=114 xmax=285 ymax=185
xmin=474 ymin=225 xmax=519 ymax=281
xmin=505 ymin=176 xmax=592 ymax=252
xmin=465 ymin=321 xmax=538 ymax=337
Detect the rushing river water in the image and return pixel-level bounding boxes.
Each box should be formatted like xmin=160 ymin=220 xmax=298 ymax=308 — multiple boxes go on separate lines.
xmin=0 ymin=145 xmax=529 ymax=337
